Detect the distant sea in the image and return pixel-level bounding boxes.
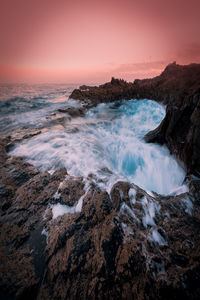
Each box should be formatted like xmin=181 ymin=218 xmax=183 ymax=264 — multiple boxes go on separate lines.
xmin=0 ymin=83 xmax=78 ymax=133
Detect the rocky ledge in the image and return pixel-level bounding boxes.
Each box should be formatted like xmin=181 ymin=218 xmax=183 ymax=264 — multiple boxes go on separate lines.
xmin=70 ymin=62 xmax=200 ymax=176
xmin=1 ymin=63 xmax=200 ymax=299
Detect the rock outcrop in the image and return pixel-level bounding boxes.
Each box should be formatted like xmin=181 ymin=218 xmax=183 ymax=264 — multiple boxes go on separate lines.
xmin=70 ymin=62 xmax=200 ymax=176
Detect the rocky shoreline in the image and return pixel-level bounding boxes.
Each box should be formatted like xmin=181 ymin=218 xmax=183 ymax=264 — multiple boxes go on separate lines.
xmin=1 ymin=62 xmax=200 ymax=299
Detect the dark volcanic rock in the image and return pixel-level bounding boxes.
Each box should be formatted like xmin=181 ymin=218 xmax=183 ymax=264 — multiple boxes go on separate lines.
xmin=144 ymin=100 xmax=200 ymax=176
xmin=70 ymin=77 xmax=134 ymax=106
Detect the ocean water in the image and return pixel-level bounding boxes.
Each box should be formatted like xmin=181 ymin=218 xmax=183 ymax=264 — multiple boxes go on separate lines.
xmin=0 ymin=84 xmax=187 ymax=195
xmin=0 ymin=83 xmax=78 ymax=133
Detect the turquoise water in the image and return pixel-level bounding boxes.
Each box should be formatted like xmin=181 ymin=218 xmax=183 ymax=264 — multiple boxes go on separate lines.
xmin=9 ymin=98 xmax=187 ymax=195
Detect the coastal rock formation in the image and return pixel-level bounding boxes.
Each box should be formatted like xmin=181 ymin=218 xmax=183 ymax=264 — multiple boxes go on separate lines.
xmin=145 ymin=98 xmax=200 ymax=176
xmin=58 ymin=107 xmax=85 ymax=117
xmin=70 ymin=77 xmax=134 ymax=105
xmin=70 ymin=62 xmax=200 ymax=176
xmin=1 ymin=63 xmax=200 ymax=299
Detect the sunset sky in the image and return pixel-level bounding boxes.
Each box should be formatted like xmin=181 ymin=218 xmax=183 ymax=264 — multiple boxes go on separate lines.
xmin=0 ymin=0 xmax=200 ymax=84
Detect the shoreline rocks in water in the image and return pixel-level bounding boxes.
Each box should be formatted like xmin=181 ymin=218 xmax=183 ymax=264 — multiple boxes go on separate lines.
xmin=1 ymin=62 xmax=200 ymax=299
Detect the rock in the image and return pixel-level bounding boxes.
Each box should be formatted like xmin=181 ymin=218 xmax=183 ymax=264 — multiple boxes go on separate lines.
xmin=110 ymin=181 xmax=132 ymax=211
xmin=58 ymin=107 xmax=85 ymax=117
xmin=144 ymin=96 xmax=200 ymax=176
xmin=82 ymin=186 xmax=112 ymax=224
xmin=57 ymin=176 xmax=85 ymax=206
xmin=5 ymin=127 xmax=42 ymax=151
xmin=70 ymin=77 xmax=134 ymax=107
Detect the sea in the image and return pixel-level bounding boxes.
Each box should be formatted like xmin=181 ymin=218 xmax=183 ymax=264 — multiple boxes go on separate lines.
xmin=0 ymin=83 xmax=188 ymax=195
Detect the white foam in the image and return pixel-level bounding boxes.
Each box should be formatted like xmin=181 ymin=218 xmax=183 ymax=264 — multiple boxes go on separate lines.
xmin=51 ymin=181 xmax=90 ymax=219
xmin=121 ymin=222 xmax=134 ymax=236
xmin=10 ymin=99 xmax=187 ymax=195
xmin=165 ymin=211 xmax=170 ymax=218
xmin=128 ymin=188 xmax=136 ymax=204
xmin=51 ymin=203 xmax=76 ymax=218
xmin=169 ymin=184 xmax=189 ymax=196
xmin=120 ymin=202 xmax=139 ymax=222
xmin=150 ymin=229 xmax=167 ymax=246
xmin=180 ymin=196 xmax=193 ymax=215
xmin=146 ymin=190 xmax=155 ymax=197
xmin=119 ymin=189 xmax=124 ymax=201
xmin=41 ymin=228 xmax=49 ymax=243
xmin=141 ymin=196 xmax=160 ymax=228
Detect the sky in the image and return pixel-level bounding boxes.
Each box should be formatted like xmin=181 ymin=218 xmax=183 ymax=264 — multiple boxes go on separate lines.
xmin=0 ymin=0 xmax=200 ymax=84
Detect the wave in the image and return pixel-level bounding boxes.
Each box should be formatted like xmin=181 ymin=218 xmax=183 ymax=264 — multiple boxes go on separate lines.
xmin=9 ymin=99 xmax=187 ymax=195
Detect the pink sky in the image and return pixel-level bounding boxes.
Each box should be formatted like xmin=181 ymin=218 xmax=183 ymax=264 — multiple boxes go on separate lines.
xmin=0 ymin=0 xmax=200 ymax=83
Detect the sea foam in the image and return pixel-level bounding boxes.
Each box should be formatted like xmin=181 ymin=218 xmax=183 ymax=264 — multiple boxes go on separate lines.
xmin=10 ymin=99 xmax=187 ymax=195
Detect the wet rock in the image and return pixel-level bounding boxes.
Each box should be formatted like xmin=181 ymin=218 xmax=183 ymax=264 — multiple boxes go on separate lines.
xmin=145 ymin=98 xmax=200 ymax=176
xmin=58 ymin=107 xmax=85 ymax=117
xmin=57 ymin=176 xmax=85 ymax=206
xmin=51 ymin=167 xmax=68 ymax=181
xmin=70 ymin=77 xmax=134 ymax=107
xmin=82 ymin=187 xmax=112 ymax=224
xmin=188 ymin=175 xmax=200 ymax=201
xmin=110 ymin=181 xmax=132 ymax=211
xmin=5 ymin=127 xmax=42 ymax=151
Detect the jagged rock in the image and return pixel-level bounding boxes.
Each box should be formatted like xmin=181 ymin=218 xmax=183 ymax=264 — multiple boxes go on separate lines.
xmin=70 ymin=77 xmax=134 ymax=106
